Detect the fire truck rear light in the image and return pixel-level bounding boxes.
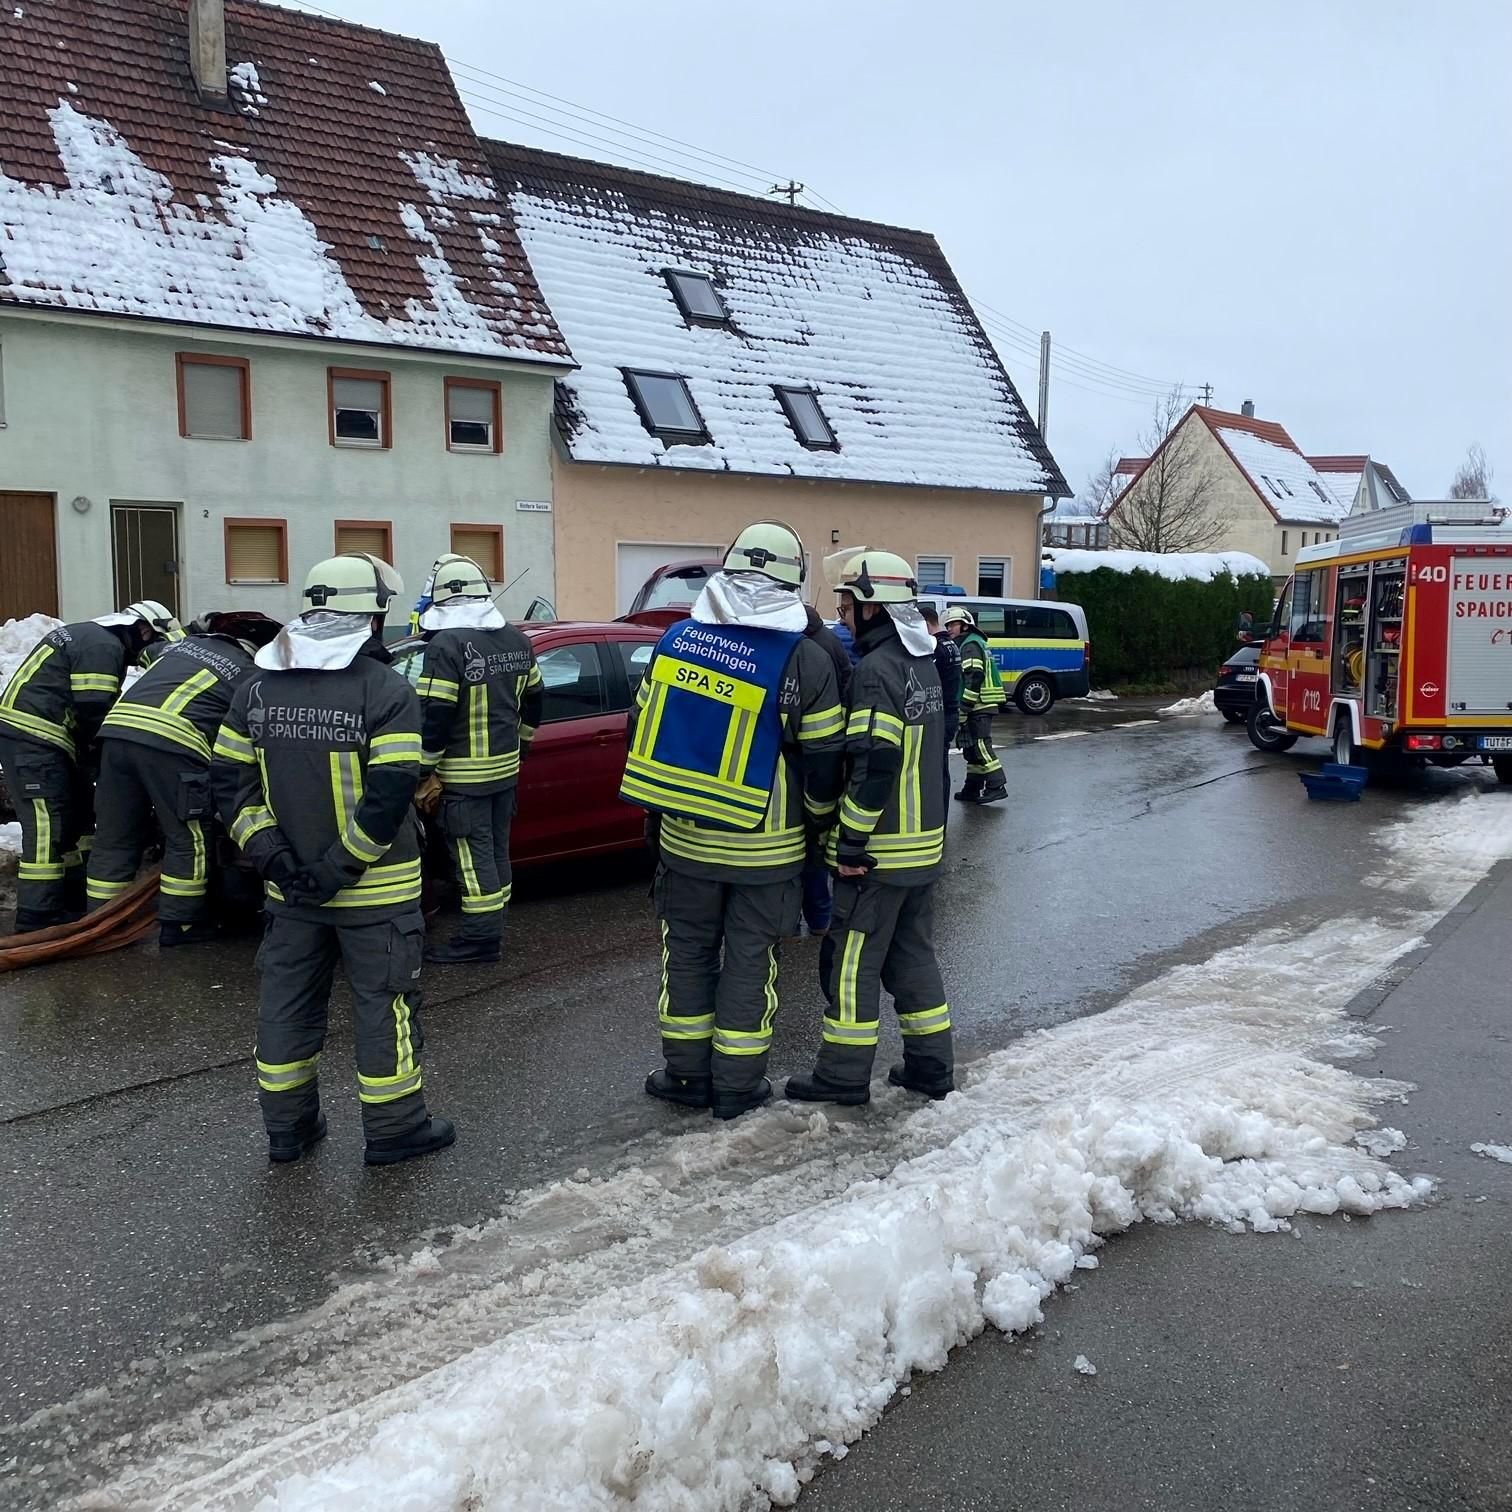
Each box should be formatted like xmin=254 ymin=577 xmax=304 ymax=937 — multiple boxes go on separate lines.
xmin=1405 ymin=734 xmax=1442 ymax=751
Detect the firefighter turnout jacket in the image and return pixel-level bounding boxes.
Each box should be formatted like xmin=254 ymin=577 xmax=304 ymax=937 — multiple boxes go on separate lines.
xmin=212 ymin=643 xmax=425 ymax=922
xmin=958 ymin=628 xmax=1006 ymax=712
xmin=0 ymin=620 xmax=128 ymax=757
xmin=101 ymin=635 xmax=254 ymax=763
xmin=416 ymin=627 xmax=543 ymax=792
xmin=627 ymin=629 xmax=845 ymax=884
xmin=826 ymin=625 xmax=947 ymax=885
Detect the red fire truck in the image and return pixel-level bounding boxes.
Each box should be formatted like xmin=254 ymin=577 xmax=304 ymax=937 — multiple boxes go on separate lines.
xmin=1247 ymin=501 xmax=1512 ymax=780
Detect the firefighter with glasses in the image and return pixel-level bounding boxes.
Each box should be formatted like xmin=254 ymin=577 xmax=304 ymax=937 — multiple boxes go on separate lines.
xmin=414 ymin=552 xmax=543 ymax=965
xmin=212 ymin=553 xmax=453 ymax=1166
xmin=87 ymin=611 xmax=278 ymax=946
xmin=944 ymin=606 xmax=1008 ymax=804
xmin=622 ymin=521 xmax=845 ymax=1121
xmin=787 ymin=550 xmax=955 ymax=1105
xmin=0 ymin=600 xmax=181 ymax=932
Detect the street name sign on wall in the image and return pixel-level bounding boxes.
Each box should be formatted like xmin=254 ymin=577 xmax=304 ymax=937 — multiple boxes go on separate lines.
xmin=516 ymin=499 xmax=552 ymax=513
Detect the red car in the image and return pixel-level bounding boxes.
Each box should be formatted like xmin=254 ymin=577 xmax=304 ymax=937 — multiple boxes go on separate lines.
xmin=620 ymin=558 xmax=721 ymax=629
xmin=390 ymin=621 xmax=659 ymax=865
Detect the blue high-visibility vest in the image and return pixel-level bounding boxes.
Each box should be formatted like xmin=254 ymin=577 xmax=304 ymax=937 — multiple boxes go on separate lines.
xmin=621 ymin=619 xmax=800 ymax=831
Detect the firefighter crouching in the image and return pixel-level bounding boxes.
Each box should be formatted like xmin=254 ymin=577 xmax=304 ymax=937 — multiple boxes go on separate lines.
xmin=211 ymin=554 xmax=453 ymax=1167
xmin=944 ymin=606 xmax=1008 ymax=805
xmin=787 ymin=551 xmax=955 ymax=1105
xmin=87 ymin=612 xmax=279 ymax=945
xmin=622 ymin=521 xmax=845 ymax=1121
xmin=0 ymin=601 xmax=181 ymax=932
xmin=414 ymin=553 xmax=543 ymax=965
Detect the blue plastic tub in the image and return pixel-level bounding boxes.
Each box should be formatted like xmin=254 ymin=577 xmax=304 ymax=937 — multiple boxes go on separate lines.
xmin=1300 ymin=763 xmax=1368 ymax=802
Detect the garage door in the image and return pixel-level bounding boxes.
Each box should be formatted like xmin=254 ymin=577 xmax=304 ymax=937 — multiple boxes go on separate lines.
xmin=615 ymin=541 xmax=722 ymax=615
xmin=0 ymin=492 xmax=58 ymax=620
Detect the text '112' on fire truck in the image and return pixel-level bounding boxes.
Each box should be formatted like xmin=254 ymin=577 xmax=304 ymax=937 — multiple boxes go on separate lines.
xmin=1247 ymin=500 xmax=1512 ymax=780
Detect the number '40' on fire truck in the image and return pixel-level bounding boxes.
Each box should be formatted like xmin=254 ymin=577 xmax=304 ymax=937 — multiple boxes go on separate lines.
xmin=1248 ymin=499 xmax=1512 ymax=780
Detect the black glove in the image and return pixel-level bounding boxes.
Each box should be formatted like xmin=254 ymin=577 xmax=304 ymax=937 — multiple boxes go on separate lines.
xmin=834 ymin=831 xmax=875 ymax=873
xmin=955 ymin=722 xmax=972 ymax=753
xmin=283 ymin=856 xmax=350 ymax=906
xmin=263 ymin=850 xmax=302 ymax=890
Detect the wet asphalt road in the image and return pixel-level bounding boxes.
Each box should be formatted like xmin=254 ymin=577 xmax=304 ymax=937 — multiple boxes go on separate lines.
xmin=0 ymin=701 xmax=1494 ymax=1501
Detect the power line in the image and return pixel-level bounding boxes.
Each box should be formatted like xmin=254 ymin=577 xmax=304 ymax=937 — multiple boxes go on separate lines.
xmin=973 ymin=295 xmax=1189 ymax=391
xmin=979 ymin=316 xmax=1195 ymax=401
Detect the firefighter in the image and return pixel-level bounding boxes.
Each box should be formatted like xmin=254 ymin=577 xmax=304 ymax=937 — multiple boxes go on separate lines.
xmin=211 ymin=554 xmax=453 ymax=1167
xmin=944 ymin=606 xmax=1008 ymax=804
xmin=414 ymin=553 xmax=543 ymax=965
xmin=786 ymin=550 xmax=955 ymax=1106
xmin=87 ymin=612 xmax=279 ymax=945
xmin=622 ymin=521 xmax=845 ymax=1121
xmin=920 ymin=605 xmax=962 ymax=818
xmin=0 ymin=601 xmax=181 ymax=932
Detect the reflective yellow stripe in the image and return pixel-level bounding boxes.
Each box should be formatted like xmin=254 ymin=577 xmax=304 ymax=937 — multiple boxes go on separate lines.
xmin=1 ymin=642 xmax=55 ymax=709
xmin=33 ymin=798 xmax=51 ymax=871
xmin=838 ymin=795 xmax=883 ymax=833
xmin=230 ymin=805 xmax=277 ymax=848
xmin=468 ymin=685 xmax=487 ymax=758
xmin=658 ymin=818 xmax=805 ymax=869
xmin=436 ymin=750 xmax=521 ymax=784
xmin=798 ymin=704 xmax=845 ymax=742
xmin=416 ymin=677 xmax=459 ymax=703
xmin=898 ymin=1003 xmax=951 ymax=1037
xmin=838 ymin=928 xmax=865 ymax=1025
xmin=86 ymin=876 xmax=135 ymax=900
xmin=371 ymin=733 xmax=423 ymax=760
xmin=160 ymin=668 xmax=218 ymax=715
xmin=102 ymin=704 xmax=212 ymax=761
xmin=342 ymin=818 xmax=387 ymax=865
xmin=0 ymin=706 xmax=74 ymax=754
xmin=70 ymin=673 xmax=121 ymax=693
xmin=213 ymin=726 xmax=256 ymax=764
xmin=267 ymin=859 xmax=423 ymax=910
xmin=257 ymin=1054 xmax=319 ymax=1092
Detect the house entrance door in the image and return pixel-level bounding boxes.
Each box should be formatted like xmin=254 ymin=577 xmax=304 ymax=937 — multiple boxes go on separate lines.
xmin=111 ymin=502 xmax=181 ymax=617
xmin=0 ymin=492 xmax=59 ymax=620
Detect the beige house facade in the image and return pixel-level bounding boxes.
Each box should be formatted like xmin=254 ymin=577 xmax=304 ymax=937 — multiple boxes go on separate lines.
xmin=487 ymin=142 xmax=1066 ymax=620
xmin=1109 ymin=406 xmax=1351 ymax=584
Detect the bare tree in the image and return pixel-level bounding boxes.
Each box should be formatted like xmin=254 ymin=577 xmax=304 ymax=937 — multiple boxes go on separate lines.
xmin=1082 ymin=448 xmax=1125 ymax=519
xmin=1449 ymin=443 xmax=1497 ymax=501
xmin=1107 ymin=389 xmax=1223 ymax=552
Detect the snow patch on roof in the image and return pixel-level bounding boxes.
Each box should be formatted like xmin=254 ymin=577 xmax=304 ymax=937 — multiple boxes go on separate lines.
xmin=402 ymin=151 xmax=494 ymax=204
xmin=1215 ymin=427 xmax=1347 ymax=524
xmin=1047 ymin=548 xmax=1272 ymax=581
xmin=367 ymin=79 xmax=387 ymax=95
xmin=0 ymin=104 xmax=540 ymax=356
xmin=508 ymin=190 xmax=1059 ymax=491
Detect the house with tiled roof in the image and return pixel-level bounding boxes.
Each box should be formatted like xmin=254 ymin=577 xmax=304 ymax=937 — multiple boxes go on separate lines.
xmin=0 ymin=0 xmax=572 ymax=622
xmin=1305 ymin=455 xmax=1412 ymax=516
xmin=1106 ymin=403 xmax=1359 ymax=584
xmin=483 ymin=140 xmax=1068 ymax=618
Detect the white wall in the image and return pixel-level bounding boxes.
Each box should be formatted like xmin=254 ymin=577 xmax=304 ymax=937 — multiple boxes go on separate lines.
xmin=0 ymin=311 xmax=561 ymax=622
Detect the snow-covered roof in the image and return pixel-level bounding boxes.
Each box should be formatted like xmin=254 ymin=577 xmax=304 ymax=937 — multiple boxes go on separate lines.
xmin=0 ymin=0 xmax=568 ymax=362
xmin=1307 ymin=457 xmax=1365 ymax=513
xmin=1309 ymin=455 xmax=1411 ymax=514
xmin=485 ymin=141 xmax=1067 ymax=495
xmin=1189 ymin=408 xmax=1347 ymax=525
xmin=1046 ymin=547 xmax=1272 ymax=581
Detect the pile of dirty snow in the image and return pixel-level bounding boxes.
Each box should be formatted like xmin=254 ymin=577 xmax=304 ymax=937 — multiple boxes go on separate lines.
xmin=1048 ymin=548 xmax=1271 ymax=582
xmin=0 ymin=821 xmax=20 ymax=858
xmin=0 ymin=613 xmax=60 ymax=696
xmin=1158 ymin=689 xmax=1218 ymax=717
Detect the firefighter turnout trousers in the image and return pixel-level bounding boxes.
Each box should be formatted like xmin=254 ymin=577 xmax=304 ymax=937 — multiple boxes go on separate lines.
xmin=655 ymin=863 xmax=802 ymax=1094
xmin=0 ymin=734 xmax=93 ymax=925
xmin=959 ymin=710 xmax=1006 ymax=797
xmin=441 ymin=788 xmax=515 ymax=944
xmin=87 ymin=741 xmax=213 ymax=923
xmin=253 ymin=910 xmax=430 ymax=1141
xmin=815 ymin=877 xmax=953 ymax=1089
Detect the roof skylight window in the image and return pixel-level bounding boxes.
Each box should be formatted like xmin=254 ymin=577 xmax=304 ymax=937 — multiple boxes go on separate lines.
xmin=1308 ymin=480 xmax=1333 ymax=505
xmin=623 ymin=369 xmax=709 ymax=445
xmin=663 ymin=269 xmax=730 ymax=327
xmin=775 ymin=385 xmax=839 ymax=451
xmin=1261 ymin=475 xmax=1284 ymax=499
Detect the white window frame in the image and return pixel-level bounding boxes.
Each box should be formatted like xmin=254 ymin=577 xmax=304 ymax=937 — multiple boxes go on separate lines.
xmin=916 ymin=555 xmax=954 ymax=587
xmin=977 ymin=556 xmax=1009 ymax=596
xmin=0 ymin=338 xmax=7 ymax=427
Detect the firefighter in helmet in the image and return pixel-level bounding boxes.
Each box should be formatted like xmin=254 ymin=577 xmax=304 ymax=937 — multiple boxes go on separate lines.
xmin=212 ymin=553 xmax=453 ymax=1166
xmin=623 ymin=520 xmax=845 ymax=1120
xmin=413 ymin=552 xmax=542 ymax=964
xmin=786 ymin=550 xmax=955 ymax=1105
xmin=0 ymin=600 xmax=181 ymax=931
xmin=944 ymin=605 xmax=1008 ymax=804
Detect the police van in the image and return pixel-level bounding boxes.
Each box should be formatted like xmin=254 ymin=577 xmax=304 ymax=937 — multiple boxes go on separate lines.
xmin=916 ymin=591 xmax=1091 ymax=714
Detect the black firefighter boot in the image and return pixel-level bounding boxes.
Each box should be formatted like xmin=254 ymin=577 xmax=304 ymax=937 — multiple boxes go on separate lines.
xmin=972 ymin=783 xmax=1009 ymax=806
xmin=784 ymin=1072 xmax=871 ymax=1107
xmin=888 ymin=1060 xmax=956 ymax=1100
xmin=268 ymin=1112 xmax=329 ymax=1164
xmin=645 ymin=1068 xmax=713 ymax=1109
xmin=424 ymin=928 xmax=501 ymax=965
xmin=160 ymin=920 xmax=220 ymax=948
xmin=953 ymin=776 xmax=984 ymax=803
xmin=711 ymin=1078 xmax=773 ymax=1121
xmin=364 ymin=1114 xmax=457 ymax=1167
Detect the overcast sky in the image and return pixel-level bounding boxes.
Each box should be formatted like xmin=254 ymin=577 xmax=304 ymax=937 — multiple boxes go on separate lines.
xmin=299 ymin=0 xmax=1510 ymax=501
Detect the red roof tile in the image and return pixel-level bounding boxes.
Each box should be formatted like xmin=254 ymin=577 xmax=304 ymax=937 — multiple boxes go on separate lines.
xmin=0 ymin=0 xmax=569 ymax=360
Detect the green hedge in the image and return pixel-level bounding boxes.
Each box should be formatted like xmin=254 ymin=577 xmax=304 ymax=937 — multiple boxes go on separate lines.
xmin=1055 ymin=568 xmax=1276 ymax=687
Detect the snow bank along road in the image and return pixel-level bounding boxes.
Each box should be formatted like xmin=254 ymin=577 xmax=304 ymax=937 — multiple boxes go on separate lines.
xmin=17 ymin=764 xmax=1508 ymax=1511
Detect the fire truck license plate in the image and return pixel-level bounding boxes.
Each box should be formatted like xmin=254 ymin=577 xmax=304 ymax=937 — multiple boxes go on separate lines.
xmin=1481 ymin=736 xmax=1512 ymax=751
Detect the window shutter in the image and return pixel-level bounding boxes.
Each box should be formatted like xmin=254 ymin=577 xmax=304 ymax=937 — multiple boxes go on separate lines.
xmin=450 ymin=527 xmax=502 ymax=579
xmin=448 ymin=385 xmax=495 ymax=424
xmin=227 ymin=523 xmax=283 ymax=581
xmin=335 ymin=524 xmax=391 ymax=559
xmin=184 ymin=362 xmax=245 ymax=439
xmin=333 ymin=377 xmax=384 ymax=413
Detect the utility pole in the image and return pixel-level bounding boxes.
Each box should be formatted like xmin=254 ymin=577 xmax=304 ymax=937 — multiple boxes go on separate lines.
xmin=768 ymin=180 xmax=804 ymax=206
xmin=1198 ymin=381 xmax=1213 ymax=406
xmin=1037 ymin=330 xmax=1050 ymax=438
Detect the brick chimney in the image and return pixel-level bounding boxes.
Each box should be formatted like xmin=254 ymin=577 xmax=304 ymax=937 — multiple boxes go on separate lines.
xmin=188 ymin=0 xmax=227 ymax=101
xmin=1241 ymin=399 xmax=1255 ymax=418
